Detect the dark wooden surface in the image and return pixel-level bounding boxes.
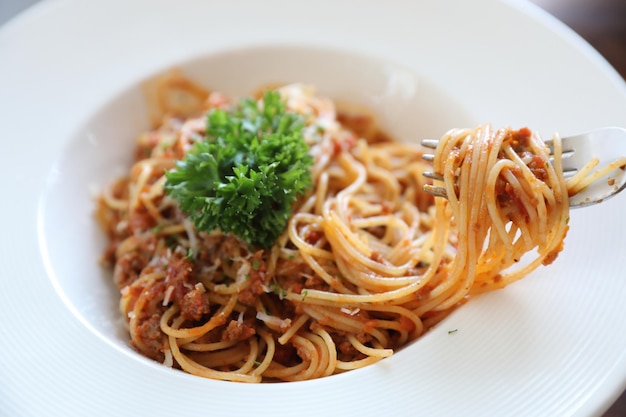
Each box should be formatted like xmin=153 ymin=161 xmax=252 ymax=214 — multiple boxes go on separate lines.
xmin=528 ymin=1 xmax=626 ymax=415
xmin=530 ymin=0 xmax=626 ymax=80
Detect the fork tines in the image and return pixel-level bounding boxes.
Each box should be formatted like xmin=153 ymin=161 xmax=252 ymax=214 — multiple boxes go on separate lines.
xmin=423 ymin=184 xmax=448 ymax=198
xmin=420 ymin=137 xmax=579 ymax=200
xmin=420 ymin=138 xmax=446 ymax=197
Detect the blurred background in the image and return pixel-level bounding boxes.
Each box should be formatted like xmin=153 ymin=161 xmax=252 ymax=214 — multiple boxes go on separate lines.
xmin=0 ymin=0 xmax=624 ymax=415
xmin=531 ymin=0 xmax=625 ymax=80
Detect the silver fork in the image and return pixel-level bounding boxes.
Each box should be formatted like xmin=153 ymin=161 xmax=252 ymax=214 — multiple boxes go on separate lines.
xmin=420 ymin=127 xmax=626 ymax=208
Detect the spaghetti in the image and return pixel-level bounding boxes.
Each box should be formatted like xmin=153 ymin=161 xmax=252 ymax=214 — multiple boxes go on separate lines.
xmin=96 ymin=73 xmax=601 ymax=382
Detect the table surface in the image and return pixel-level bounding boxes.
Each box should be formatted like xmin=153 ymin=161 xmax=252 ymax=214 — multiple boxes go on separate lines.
xmin=1 ymin=0 xmax=625 ymax=415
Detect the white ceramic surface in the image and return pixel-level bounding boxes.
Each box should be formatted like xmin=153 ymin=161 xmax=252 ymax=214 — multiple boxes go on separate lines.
xmin=1 ymin=1 xmax=625 ymax=416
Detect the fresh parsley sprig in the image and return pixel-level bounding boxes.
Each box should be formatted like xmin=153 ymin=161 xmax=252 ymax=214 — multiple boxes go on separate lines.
xmin=164 ymin=91 xmax=313 ymax=248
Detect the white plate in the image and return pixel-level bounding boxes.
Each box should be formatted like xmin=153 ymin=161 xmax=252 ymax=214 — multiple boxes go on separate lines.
xmin=1 ymin=1 xmax=626 ymax=416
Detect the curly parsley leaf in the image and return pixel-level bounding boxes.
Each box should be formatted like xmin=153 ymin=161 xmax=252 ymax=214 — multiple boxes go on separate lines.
xmin=164 ymin=91 xmax=313 ymax=248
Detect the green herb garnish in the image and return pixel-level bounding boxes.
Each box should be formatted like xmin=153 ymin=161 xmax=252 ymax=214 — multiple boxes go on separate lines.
xmin=251 ymin=259 xmax=261 ymax=270
xmin=165 ymin=91 xmax=313 ymax=248
xmin=270 ymin=283 xmax=287 ymax=300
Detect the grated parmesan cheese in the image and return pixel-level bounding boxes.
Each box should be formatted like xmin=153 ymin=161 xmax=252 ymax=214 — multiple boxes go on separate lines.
xmin=340 ymin=307 xmax=360 ymax=316
xmin=162 ymin=285 xmax=175 ymax=306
